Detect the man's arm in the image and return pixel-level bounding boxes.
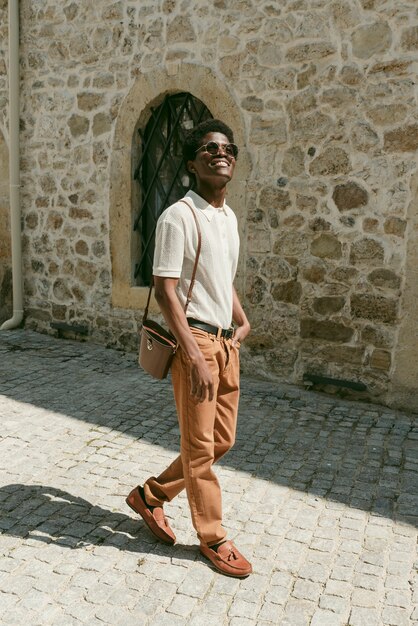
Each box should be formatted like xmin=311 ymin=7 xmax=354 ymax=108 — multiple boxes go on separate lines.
xmin=232 ymin=286 xmax=251 ymax=346
xmin=154 ymin=276 xmax=214 ymax=403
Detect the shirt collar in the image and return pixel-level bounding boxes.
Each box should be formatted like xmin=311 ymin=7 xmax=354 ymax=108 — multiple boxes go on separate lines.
xmin=185 ymin=190 xmax=227 ymax=222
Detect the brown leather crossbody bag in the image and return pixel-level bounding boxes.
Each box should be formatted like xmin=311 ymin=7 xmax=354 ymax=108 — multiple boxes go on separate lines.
xmin=138 ymin=199 xmax=202 ymax=379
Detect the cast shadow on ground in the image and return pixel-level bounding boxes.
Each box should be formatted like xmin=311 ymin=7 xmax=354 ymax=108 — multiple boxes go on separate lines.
xmin=0 ymin=483 xmax=198 ymax=563
xmin=0 ymin=331 xmax=417 ymax=529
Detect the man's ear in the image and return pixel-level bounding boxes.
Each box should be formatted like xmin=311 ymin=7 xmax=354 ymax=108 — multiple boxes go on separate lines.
xmin=186 ymin=160 xmax=196 ymax=174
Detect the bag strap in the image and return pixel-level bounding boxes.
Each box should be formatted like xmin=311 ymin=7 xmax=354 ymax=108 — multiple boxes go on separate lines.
xmin=143 ymin=198 xmax=202 ymax=323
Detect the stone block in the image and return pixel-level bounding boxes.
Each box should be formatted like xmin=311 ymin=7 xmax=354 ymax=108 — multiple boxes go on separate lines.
xmin=260 ymin=257 xmax=292 ymax=280
xmin=361 ymin=325 xmax=393 ymax=348
xmin=282 ymin=146 xmax=305 ymax=176
xmin=340 ymin=64 xmax=363 ymax=85
xmin=322 ymin=85 xmax=357 ymax=107
xmin=383 ymin=217 xmax=406 ymax=238
xmin=333 ymin=182 xmax=368 ymax=211
xmin=69 ymin=207 xmax=93 ymax=220
xmin=351 ymin=122 xmax=380 ymax=152
xmin=384 ymin=124 xmax=418 ymax=152
xmin=363 ymin=218 xmax=379 ymax=233
xmin=259 ymin=186 xmax=291 ymax=211
xmin=318 ymin=345 xmax=365 ymax=365
xmin=311 ymin=234 xmax=342 ymax=259
xmin=313 ymin=296 xmax=345 ymax=315
xmin=77 ymin=93 xmax=105 ymax=112
xmin=271 ymin=280 xmax=302 ymax=304
xmin=46 ymin=212 xmax=63 ymax=230
xmin=369 ymin=349 xmax=391 ymax=371
xmin=301 ymin=258 xmax=327 ymax=283
xmin=351 ymin=22 xmax=392 ymax=59
xmin=246 ymin=275 xmax=268 ymax=304
xmin=274 ymin=232 xmax=308 ymax=257
xmin=331 ymin=266 xmax=358 ymax=283
xmin=283 ymin=214 xmax=305 ymax=228
xmin=300 ymin=318 xmax=354 ymax=342
xmin=53 ymin=278 xmax=73 ymax=302
xmin=296 ymin=195 xmax=318 ymax=212
xmin=248 ymin=228 xmax=270 ymax=253
xmin=351 ymin=294 xmax=398 ymax=323
xmin=68 ymin=114 xmax=89 ymax=137
xmin=291 ymin=111 xmax=334 ymax=142
xmin=297 ymin=63 xmax=317 ymax=90
xmin=287 ymin=89 xmax=317 ymax=116
xmin=75 ymin=240 xmax=89 ymax=256
xmin=75 ymin=260 xmax=98 ymax=287
xmin=286 ymin=42 xmax=336 ymax=63
xmin=368 ymin=269 xmax=400 ymax=290
xmin=25 ymin=212 xmax=38 ymax=229
xmin=259 ymin=41 xmax=283 ymax=66
xmin=250 ymin=116 xmax=287 ymax=145
xmin=309 ymin=217 xmax=331 ymax=233
xmin=93 ymin=113 xmax=112 ymax=137
xmin=309 ymin=147 xmax=351 ymax=176
xmin=369 ymin=59 xmax=412 ymax=76
xmin=401 ymin=25 xmax=418 ymax=51
xmin=266 ymin=67 xmax=296 ymax=90
xmin=241 ymin=96 xmax=263 ymax=112
xmin=366 ymin=104 xmax=408 ymax=126
xmin=350 ymin=238 xmax=384 ymax=265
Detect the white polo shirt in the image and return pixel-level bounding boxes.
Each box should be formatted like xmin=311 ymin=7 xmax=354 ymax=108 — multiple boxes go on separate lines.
xmin=153 ymin=190 xmax=240 ymax=328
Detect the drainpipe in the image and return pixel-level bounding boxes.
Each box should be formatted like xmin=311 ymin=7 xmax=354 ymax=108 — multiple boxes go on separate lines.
xmin=1 ymin=0 xmax=23 ymax=330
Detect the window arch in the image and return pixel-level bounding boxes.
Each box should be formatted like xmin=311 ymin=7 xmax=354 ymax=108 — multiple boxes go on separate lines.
xmin=109 ymin=63 xmax=250 ymax=313
xmin=133 ymin=92 xmax=213 ymax=286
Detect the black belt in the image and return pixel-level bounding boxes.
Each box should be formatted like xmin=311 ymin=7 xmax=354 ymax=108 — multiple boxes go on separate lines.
xmin=187 ymin=318 xmax=234 ymax=340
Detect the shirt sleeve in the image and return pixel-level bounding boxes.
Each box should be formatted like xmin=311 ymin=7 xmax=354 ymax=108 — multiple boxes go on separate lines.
xmin=153 ymin=215 xmax=185 ymax=278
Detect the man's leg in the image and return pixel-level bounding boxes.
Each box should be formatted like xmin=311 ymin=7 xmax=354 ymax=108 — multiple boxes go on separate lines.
xmin=144 ymin=335 xmax=240 ymax=509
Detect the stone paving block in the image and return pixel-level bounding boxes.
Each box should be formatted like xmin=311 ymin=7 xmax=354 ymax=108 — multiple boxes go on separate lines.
xmin=311 ymin=608 xmax=346 ymax=625
xmin=381 ymin=606 xmax=412 ymax=626
xmin=298 ymin=562 xmax=329 ymax=583
xmin=263 ymin=585 xmax=289 ymax=606
xmin=257 ymin=601 xmax=285 ymax=622
xmin=385 ymin=590 xmax=411 ymax=609
xmin=1 ymin=606 xmax=38 ymax=625
xmin=325 ymin=579 xmax=352 ymax=597
xmin=281 ymin=599 xmax=316 ymax=626
xmin=228 ymin=597 xmax=260 ymax=619
xmin=166 ymin=593 xmax=198 ymax=617
xmin=292 ymin=579 xmax=323 ymax=602
xmin=349 ymin=606 xmax=382 ymax=626
xmin=319 ymin=593 xmax=351 ymax=614
xmin=177 ymin=566 xmax=214 ymax=598
xmin=187 ymin=613 xmax=224 ymax=626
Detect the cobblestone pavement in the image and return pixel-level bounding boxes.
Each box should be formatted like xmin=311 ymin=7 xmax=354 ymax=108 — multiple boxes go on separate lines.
xmin=0 ymin=330 xmax=417 ymax=626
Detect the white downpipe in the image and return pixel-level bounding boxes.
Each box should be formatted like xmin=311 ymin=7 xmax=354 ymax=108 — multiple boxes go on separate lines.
xmin=1 ymin=0 xmax=23 ymax=331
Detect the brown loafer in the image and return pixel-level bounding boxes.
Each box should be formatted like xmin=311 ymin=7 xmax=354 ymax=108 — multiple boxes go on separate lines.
xmin=200 ymin=540 xmax=252 ymax=578
xmin=126 ymin=486 xmax=176 ymax=545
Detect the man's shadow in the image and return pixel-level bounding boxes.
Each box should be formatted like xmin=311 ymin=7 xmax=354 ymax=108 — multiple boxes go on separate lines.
xmin=0 ymin=484 xmax=197 ymax=562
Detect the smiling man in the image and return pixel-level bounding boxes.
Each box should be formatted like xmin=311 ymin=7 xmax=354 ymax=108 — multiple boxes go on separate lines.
xmin=126 ymin=119 xmax=252 ymax=578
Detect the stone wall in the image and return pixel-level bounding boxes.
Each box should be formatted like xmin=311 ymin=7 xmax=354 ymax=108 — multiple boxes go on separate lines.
xmin=0 ymin=0 xmax=417 ymax=408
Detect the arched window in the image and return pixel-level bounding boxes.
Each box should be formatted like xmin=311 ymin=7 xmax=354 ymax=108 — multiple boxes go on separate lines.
xmin=133 ymin=92 xmax=213 ymax=286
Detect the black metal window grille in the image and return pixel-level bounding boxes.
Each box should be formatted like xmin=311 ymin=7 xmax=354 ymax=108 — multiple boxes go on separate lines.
xmin=133 ymin=92 xmax=213 ymax=286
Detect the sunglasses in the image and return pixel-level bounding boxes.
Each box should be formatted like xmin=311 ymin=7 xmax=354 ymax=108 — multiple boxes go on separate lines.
xmin=195 ymin=141 xmax=239 ymax=159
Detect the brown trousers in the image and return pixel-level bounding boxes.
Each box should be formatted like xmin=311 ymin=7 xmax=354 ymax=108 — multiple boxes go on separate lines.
xmin=144 ymin=327 xmax=240 ymax=546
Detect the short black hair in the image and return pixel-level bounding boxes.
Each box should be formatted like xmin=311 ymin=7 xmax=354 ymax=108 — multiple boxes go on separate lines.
xmin=182 ymin=119 xmax=236 ymax=164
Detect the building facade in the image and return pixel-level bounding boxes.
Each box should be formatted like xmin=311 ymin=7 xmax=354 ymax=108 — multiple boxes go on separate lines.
xmin=1 ymin=0 xmax=418 ymax=410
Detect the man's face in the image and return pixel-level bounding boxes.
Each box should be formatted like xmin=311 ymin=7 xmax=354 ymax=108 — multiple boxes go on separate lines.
xmin=187 ymin=132 xmax=237 ymax=187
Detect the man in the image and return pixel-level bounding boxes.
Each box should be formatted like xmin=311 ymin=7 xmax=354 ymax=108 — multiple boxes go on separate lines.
xmin=126 ymin=119 xmax=252 ymax=578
